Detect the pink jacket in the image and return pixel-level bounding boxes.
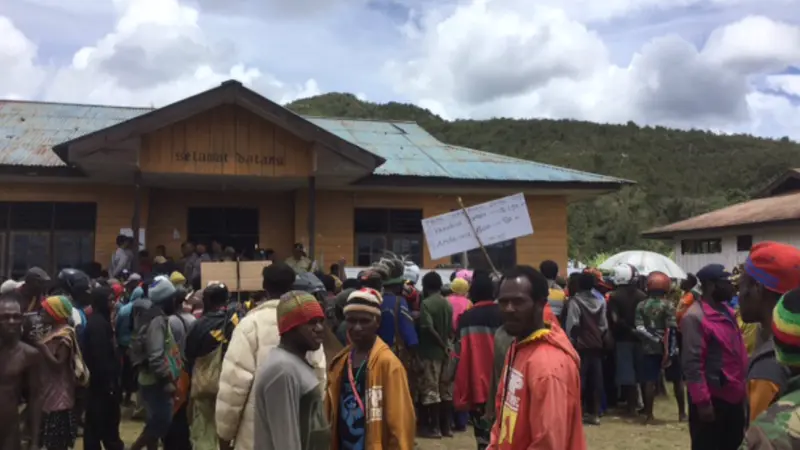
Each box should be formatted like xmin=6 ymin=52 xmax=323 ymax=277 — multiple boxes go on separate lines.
xmin=680 ymin=300 xmax=748 ymax=407
xmin=448 ymin=294 xmax=472 ymax=331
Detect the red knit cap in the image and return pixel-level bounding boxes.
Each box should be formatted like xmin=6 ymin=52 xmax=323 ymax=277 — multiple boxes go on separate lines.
xmin=745 ymin=242 xmax=800 ymax=294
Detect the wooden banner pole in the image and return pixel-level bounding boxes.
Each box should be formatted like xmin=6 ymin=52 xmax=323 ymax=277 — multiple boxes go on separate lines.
xmin=457 ymin=197 xmax=500 ymax=276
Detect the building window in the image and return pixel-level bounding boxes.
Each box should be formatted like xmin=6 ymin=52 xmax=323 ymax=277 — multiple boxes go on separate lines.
xmin=354 ymin=208 xmax=423 ymax=266
xmin=187 ymin=207 xmax=259 ymax=257
xmin=2 ymin=202 xmax=96 ymax=279
xmin=450 ymin=240 xmax=517 ymax=271
xmin=736 ymin=235 xmax=753 ymax=252
xmin=680 ymin=238 xmax=722 ymax=255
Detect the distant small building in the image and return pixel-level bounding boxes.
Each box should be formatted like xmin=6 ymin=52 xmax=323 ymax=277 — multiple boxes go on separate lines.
xmin=642 ymin=169 xmax=800 ymax=274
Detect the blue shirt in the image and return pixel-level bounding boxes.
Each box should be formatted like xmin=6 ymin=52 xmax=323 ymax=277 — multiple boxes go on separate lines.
xmin=377 ymin=293 xmax=419 ymax=348
xmin=338 ymin=360 xmax=366 ymax=450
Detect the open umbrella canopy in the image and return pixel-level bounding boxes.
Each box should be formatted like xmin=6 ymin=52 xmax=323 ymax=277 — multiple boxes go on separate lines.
xmin=598 ymin=250 xmax=687 ymax=279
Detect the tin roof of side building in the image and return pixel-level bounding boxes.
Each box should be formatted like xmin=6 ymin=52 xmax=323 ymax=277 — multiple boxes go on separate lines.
xmin=0 ymin=99 xmax=629 ymax=185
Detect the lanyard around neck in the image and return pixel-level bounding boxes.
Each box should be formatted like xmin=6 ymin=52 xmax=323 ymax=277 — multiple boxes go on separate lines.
xmin=347 ymin=351 xmax=367 ymax=413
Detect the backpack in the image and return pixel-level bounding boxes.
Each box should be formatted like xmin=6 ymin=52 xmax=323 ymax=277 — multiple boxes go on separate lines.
xmin=163 ymin=324 xmax=184 ymax=382
xmin=190 ymin=345 xmax=224 ymax=399
xmin=189 ymin=307 xmax=238 ymax=400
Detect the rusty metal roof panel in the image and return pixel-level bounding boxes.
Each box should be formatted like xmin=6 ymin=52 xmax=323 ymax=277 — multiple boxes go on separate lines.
xmin=1 ymin=101 xmax=627 ymax=184
xmin=643 ymin=191 xmax=800 ymax=237
xmin=0 ymin=100 xmax=151 ymax=167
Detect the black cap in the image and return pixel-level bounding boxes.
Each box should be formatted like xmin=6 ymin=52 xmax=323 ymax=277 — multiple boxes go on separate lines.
xmin=696 ymin=264 xmax=731 ymax=284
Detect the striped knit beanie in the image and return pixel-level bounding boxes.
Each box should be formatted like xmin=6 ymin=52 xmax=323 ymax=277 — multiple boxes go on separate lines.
xmin=41 ymin=295 xmax=74 ymax=324
xmin=276 ymin=290 xmax=325 ymax=336
xmin=344 ymin=288 xmax=383 ymax=317
xmin=772 ymin=289 xmax=800 ymax=367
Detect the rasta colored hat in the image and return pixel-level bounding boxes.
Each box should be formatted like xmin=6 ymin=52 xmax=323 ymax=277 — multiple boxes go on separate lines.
xmin=41 ymin=295 xmax=74 ymax=323
xmin=745 ymin=242 xmax=800 ymax=295
xmin=344 ymin=288 xmax=383 ymax=317
xmin=450 ymin=277 xmax=470 ymax=295
xmin=772 ymin=289 xmax=800 ymax=367
xmin=276 ymin=290 xmax=325 ymax=336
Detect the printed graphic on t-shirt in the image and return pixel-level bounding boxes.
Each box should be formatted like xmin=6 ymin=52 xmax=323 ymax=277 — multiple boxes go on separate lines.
xmin=499 ymin=368 xmax=524 ymax=445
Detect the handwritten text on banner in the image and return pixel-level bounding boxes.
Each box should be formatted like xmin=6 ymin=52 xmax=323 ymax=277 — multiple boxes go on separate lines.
xmin=421 ymin=193 xmax=534 ymax=260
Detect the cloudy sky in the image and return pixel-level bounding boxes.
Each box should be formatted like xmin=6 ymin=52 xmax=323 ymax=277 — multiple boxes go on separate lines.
xmin=2 ymin=0 xmax=800 ymax=139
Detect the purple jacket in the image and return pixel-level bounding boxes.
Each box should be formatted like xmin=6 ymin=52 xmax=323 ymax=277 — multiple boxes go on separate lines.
xmin=680 ymin=300 xmax=747 ymax=407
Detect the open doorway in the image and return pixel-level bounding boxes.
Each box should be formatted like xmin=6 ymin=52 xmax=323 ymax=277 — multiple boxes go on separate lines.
xmin=187 ymin=207 xmax=259 ymax=259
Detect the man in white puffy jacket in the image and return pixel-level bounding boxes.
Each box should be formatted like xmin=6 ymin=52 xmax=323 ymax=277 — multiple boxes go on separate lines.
xmin=215 ymin=262 xmax=327 ymax=450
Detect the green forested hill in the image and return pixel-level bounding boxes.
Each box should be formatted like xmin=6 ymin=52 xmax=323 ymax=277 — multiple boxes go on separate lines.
xmin=287 ymin=93 xmax=800 ymax=261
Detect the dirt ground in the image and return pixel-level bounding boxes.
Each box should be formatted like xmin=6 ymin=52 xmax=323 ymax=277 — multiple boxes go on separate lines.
xmin=83 ymin=395 xmax=689 ymax=449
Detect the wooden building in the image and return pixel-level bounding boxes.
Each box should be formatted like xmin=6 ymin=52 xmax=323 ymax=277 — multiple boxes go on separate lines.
xmin=642 ymin=168 xmax=800 ymax=273
xmin=0 ymin=80 xmax=628 ymax=279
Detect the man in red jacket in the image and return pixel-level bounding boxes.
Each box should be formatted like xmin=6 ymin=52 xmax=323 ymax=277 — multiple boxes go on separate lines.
xmin=453 ymin=271 xmax=503 ymax=450
xmin=489 ymin=265 xmax=586 ymax=450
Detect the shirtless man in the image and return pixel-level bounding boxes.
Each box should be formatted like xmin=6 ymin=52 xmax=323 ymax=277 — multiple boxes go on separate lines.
xmin=0 ymin=291 xmax=43 ymax=450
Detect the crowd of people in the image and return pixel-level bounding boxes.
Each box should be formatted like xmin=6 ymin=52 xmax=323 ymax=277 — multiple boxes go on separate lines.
xmin=2 ymin=238 xmax=800 ymax=450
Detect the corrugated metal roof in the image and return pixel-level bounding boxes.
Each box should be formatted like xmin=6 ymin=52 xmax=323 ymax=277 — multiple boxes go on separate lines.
xmin=642 ymin=191 xmax=800 ymax=237
xmin=0 ymin=99 xmax=626 ymax=184
xmin=308 ymin=118 xmax=624 ymax=183
xmin=0 ymin=100 xmax=152 ymax=167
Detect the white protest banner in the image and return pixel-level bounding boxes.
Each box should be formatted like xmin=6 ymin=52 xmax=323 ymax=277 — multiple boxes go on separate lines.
xmin=421 ymin=193 xmax=533 ymax=260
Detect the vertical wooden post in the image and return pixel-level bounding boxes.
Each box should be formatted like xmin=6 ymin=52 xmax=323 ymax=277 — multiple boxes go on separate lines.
xmin=308 ymin=176 xmax=316 ymax=264
xmin=131 ymin=169 xmax=142 ymax=273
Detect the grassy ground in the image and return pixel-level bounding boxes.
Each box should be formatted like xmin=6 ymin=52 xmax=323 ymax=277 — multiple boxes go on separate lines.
xmin=92 ymin=396 xmax=689 ymax=449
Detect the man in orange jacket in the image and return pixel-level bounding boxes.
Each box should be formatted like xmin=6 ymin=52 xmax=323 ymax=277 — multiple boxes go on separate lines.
xmin=325 ymin=288 xmax=416 ymax=450
xmin=489 ymin=266 xmax=586 ymax=450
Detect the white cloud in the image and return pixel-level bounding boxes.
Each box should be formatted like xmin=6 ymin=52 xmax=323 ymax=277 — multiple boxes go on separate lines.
xmin=0 ymin=16 xmax=46 ymax=100
xmin=0 ymin=0 xmax=319 ymax=107
xmin=702 ymin=15 xmax=800 ymax=73
xmin=387 ymin=2 xmax=800 ymax=138
xmin=1 ymin=0 xmax=800 ymax=140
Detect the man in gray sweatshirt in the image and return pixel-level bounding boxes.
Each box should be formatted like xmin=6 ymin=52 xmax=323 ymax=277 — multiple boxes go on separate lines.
xmin=564 ymin=271 xmax=609 ymax=425
xmin=253 ymin=291 xmax=330 ymax=450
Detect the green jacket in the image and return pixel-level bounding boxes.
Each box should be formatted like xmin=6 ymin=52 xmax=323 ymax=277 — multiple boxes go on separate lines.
xmin=741 ymin=374 xmax=800 ymax=449
xmin=417 ymin=293 xmax=453 ymax=361
xmin=487 ymin=326 xmax=515 ymax=421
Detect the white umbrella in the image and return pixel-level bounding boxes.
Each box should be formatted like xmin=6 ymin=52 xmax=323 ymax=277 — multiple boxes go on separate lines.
xmin=598 ymin=250 xmax=687 ymax=279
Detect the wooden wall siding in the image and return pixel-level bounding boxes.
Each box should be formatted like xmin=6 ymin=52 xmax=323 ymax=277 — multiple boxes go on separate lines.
xmin=0 ymin=183 xmax=148 ymax=267
xmin=294 ymin=190 xmax=569 ymax=270
xmin=139 ymin=105 xmax=313 ymax=178
xmin=145 ymin=189 xmax=295 ymax=260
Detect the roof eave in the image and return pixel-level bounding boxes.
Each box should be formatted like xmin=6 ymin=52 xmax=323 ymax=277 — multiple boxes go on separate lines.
xmin=642 ymin=218 xmax=800 ymax=239
xmin=353 ymin=174 xmax=633 ymax=191
xmin=0 ymin=164 xmax=87 ymax=178
xmin=755 ymin=169 xmax=800 ymax=198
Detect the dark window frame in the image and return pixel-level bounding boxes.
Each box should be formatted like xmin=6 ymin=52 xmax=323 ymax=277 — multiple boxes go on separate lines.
xmin=736 ymin=235 xmax=753 ymax=252
xmin=451 ymin=239 xmax=517 ymax=270
xmin=1 ymin=202 xmax=97 ymax=279
xmin=354 ymin=208 xmax=424 ymax=266
xmin=680 ymin=238 xmax=723 ymax=255
xmin=187 ymin=207 xmax=260 ymax=257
